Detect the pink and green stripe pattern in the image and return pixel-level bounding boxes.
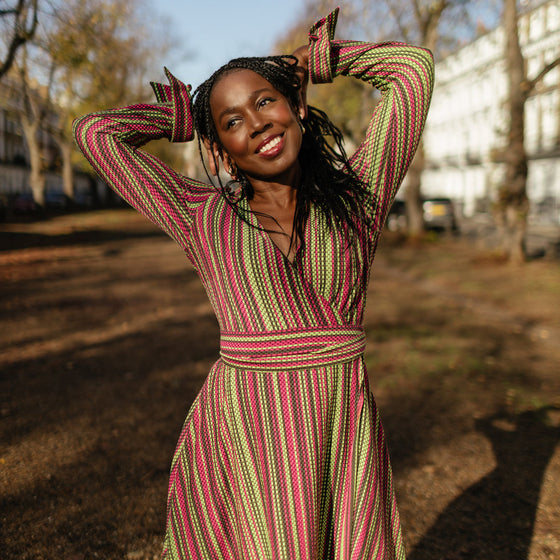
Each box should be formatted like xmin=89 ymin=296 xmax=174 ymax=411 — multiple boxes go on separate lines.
xmin=73 ymin=7 xmax=434 ymax=560
xmin=220 ymin=327 xmax=366 ymax=371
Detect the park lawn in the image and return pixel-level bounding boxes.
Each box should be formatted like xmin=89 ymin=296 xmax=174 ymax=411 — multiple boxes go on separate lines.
xmin=0 ymin=209 xmax=558 ymax=559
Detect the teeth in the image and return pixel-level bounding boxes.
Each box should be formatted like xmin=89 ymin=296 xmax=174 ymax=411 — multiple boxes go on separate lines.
xmin=258 ymin=136 xmax=281 ymax=153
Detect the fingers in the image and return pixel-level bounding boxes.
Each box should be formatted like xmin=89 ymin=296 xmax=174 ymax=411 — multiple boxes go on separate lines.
xmin=292 ymin=45 xmax=309 ymax=120
xmin=292 ymin=45 xmax=309 ymax=71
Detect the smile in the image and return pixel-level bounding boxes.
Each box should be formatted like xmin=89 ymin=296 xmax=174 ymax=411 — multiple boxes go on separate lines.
xmin=256 ymin=135 xmax=283 ymax=155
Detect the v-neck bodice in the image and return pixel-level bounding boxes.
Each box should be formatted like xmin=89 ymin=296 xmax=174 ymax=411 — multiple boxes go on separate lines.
xmin=242 ymin=197 xmax=301 ymax=265
xmin=184 ymin=192 xmax=377 ymax=334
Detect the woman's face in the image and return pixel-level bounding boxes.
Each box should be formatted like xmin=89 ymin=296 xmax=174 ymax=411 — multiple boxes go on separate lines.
xmin=209 ymin=69 xmax=304 ymax=185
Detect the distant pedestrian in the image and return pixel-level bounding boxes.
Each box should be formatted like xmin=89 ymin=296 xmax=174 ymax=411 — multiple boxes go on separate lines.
xmin=74 ymin=8 xmax=434 ymax=559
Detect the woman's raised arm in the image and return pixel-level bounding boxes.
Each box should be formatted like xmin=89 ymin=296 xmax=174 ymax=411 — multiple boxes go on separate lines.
xmin=307 ymin=8 xmax=435 ymax=231
xmin=73 ymin=69 xmax=210 ymax=253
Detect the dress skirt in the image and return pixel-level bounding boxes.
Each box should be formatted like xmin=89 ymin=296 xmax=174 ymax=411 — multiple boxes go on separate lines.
xmin=162 ymin=328 xmax=405 ymax=560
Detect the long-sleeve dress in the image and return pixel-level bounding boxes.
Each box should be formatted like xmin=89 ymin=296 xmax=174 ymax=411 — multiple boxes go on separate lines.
xmin=73 ymin=9 xmax=434 ymax=560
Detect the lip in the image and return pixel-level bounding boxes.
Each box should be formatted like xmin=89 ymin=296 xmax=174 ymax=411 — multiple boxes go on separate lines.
xmin=255 ymin=133 xmax=284 ymax=158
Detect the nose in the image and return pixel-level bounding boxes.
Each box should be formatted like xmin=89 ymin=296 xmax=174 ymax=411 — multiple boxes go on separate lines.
xmin=248 ymin=111 xmax=272 ymax=138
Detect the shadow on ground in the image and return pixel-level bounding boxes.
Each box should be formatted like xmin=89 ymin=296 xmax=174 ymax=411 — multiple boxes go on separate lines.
xmin=0 ymin=227 xmax=164 ymax=252
xmin=408 ymin=406 xmax=560 ymax=560
xmin=1 ymin=313 xmax=219 ymax=559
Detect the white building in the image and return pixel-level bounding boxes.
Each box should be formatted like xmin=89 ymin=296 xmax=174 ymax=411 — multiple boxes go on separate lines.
xmin=422 ymin=0 xmax=560 ymax=225
xmin=0 ymin=78 xmax=93 ymax=206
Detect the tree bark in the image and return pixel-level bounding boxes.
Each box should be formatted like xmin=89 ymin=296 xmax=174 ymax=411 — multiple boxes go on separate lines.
xmin=403 ymin=0 xmax=445 ymax=238
xmin=496 ymin=0 xmax=529 ymax=263
xmin=0 ymin=0 xmax=39 ymax=80
xmin=405 ymin=141 xmax=426 ymax=237
xmin=20 ymin=117 xmax=45 ymax=206
xmin=59 ymin=139 xmax=74 ymax=199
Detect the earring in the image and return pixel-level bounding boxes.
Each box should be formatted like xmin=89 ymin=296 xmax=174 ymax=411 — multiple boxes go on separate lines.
xmin=228 ymin=161 xmax=238 ymax=180
xmin=299 ymin=120 xmax=306 ymax=135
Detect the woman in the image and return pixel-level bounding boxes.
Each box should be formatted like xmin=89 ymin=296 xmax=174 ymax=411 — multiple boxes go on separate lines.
xmin=74 ymin=9 xmax=434 ymax=560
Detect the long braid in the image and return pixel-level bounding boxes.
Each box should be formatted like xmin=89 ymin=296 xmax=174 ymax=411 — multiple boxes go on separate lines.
xmin=192 ymin=55 xmax=370 ymax=249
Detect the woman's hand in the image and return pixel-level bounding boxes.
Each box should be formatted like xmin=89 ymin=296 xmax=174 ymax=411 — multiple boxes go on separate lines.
xmin=292 ymin=45 xmax=309 ymax=119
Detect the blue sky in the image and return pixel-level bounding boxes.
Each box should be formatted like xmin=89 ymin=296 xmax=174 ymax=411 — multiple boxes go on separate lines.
xmin=149 ymin=1 xmax=500 ymax=89
xmin=151 ymin=0 xmax=308 ymax=89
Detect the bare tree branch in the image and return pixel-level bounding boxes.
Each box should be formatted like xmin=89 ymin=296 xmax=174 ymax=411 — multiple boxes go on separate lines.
xmin=524 ymin=57 xmax=560 ymax=96
xmin=0 ymin=0 xmax=39 ymax=79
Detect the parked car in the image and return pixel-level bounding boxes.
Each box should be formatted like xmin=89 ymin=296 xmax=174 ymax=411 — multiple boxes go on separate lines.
xmin=422 ymin=197 xmax=458 ymax=232
xmin=0 ymin=194 xmax=7 ymax=220
xmin=386 ymin=197 xmax=458 ymax=232
xmin=45 ymin=191 xmax=68 ymax=209
xmin=12 ymin=193 xmax=36 ymax=214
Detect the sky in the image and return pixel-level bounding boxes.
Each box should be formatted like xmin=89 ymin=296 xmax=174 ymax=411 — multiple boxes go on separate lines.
xmin=151 ymin=0 xmax=309 ymax=90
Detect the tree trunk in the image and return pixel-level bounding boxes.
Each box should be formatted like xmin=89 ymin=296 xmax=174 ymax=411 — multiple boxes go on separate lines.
xmin=403 ymin=8 xmax=441 ymax=238
xmin=405 ymin=140 xmax=426 ymax=237
xmin=60 ymin=139 xmax=74 ymax=199
xmin=496 ymin=0 xmax=529 ymax=263
xmin=21 ymin=118 xmax=45 ymax=207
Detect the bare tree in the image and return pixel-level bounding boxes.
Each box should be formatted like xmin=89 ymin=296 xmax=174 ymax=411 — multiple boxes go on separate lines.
xmin=48 ymin=0 xmax=182 ymax=200
xmin=496 ymin=0 xmax=560 ymax=263
xmin=371 ymin=0 xmax=475 ymax=236
xmin=45 ymin=0 xmax=161 ymax=201
xmin=14 ymin=44 xmax=54 ymax=207
xmin=272 ymin=0 xmax=374 ymax=147
xmin=0 ymin=0 xmax=38 ymax=80
xmin=6 ymin=0 xmax=176 ymax=205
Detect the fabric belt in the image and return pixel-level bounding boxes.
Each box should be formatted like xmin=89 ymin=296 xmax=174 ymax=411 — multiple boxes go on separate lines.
xmin=219 ymin=326 xmax=366 ymax=371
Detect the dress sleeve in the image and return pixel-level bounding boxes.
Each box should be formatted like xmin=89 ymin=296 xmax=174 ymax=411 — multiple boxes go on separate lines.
xmin=308 ymin=8 xmax=435 ymax=231
xmin=72 ymin=68 xmax=208 ymax=253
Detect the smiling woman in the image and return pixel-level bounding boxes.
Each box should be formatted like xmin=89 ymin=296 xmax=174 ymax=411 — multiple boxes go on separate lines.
xmin=206 ymin=67 xmax=307 ymax=260
xmin=73 ymin=8 xmax=434 ymax=560
xmin=210 ymin=70 xmax=303 ymax=182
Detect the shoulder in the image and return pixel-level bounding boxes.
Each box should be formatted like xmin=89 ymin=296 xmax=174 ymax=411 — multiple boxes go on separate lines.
xmin=177 ymin=175 xmax=218 ymax=200
xmin=178 ymin=176 xmax=234 ymax=216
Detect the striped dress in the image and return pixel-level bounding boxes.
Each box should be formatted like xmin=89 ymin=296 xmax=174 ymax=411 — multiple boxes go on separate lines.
xmin=74 ymin=9 xmax=434 ymax=560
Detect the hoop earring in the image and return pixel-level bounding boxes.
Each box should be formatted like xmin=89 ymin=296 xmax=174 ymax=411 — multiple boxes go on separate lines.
xmin=228 ymin=161 xmax=238 ymax=180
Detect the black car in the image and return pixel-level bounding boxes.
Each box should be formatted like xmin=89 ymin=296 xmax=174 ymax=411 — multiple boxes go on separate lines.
xmin=386 ymin=197 xmax=458 ymax=232
xmin=422 ymin=197 xmax=458 ymax=231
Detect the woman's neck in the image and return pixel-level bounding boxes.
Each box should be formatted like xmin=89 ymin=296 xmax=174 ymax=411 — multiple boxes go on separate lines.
xmin=246 ymin=167 xmax=302 ymax=263
xmin=247 ymin=163 xmax=301 ymax=206
xmin=251 ymin=182 xmax=298 ymax=208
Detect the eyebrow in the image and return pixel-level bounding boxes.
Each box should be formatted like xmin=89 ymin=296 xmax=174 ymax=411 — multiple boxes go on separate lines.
xmin=217 ymin=88 xmax=275 ymax=121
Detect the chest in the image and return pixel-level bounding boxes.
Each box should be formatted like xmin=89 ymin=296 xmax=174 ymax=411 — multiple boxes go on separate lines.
xmin=192 ymin=199 xmax=373 ymax=305
xmin=247 ymin=198 xmax=298 ymax=263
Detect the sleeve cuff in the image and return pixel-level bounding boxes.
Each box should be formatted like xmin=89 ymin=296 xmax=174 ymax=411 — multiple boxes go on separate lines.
xmin=150 ymin=68 xmax=194 ymax=142
xmin=308 ymin=7 xmax=339 ymax=84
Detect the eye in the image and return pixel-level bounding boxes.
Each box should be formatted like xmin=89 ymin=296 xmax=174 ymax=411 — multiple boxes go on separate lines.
xmin=225 ymin=117 xmax=240 ymax=130
xmin=257 ymin=97 xmax=275 ymax=109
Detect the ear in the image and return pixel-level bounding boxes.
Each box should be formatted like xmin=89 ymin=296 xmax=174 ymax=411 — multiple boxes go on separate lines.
xmin=296 ymin=78 xmax=308 ymax=121
xmin=221 ymin=152 xmax=237 ymax=176
xmin=203 ymin=138 xmax=221 ymax=176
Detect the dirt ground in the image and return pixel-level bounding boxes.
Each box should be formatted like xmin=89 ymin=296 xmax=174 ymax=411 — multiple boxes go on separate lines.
xmin=1 ymin=209 xmax=559 ymax=560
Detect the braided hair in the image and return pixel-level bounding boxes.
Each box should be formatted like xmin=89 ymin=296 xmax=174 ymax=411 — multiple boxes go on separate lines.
xmin=192 ymin=55 xmax=369 ymax=249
